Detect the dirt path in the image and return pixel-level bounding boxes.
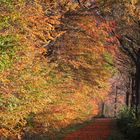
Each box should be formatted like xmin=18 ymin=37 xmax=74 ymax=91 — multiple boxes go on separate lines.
xmin=62 ymin=118 xmax=118 ymax=140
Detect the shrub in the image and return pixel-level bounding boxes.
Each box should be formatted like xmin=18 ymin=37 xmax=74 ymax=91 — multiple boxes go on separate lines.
xmin=117 ymin=107 xmax=140 ymax=140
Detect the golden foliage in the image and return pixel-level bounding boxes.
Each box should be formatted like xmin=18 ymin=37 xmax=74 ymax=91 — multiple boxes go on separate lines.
xmin=0 ymin=0 xmax=115 ymax=139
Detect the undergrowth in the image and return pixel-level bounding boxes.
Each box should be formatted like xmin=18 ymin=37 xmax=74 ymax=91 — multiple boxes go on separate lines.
xmin=117 ymin=107 xmax=140 ymax=140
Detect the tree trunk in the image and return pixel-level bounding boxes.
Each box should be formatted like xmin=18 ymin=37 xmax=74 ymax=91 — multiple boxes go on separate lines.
xmin=126 ymin=91 xmax=130 ymax=106
xmin=114 ymin=86 xmax=118 ymax=117
xmin=126 ymin=77 xmax=131 ymax=107
xmin=101 ymin=102 xmax=105 ymax=117
xmin=135 ymin=68 xmax=140 ymax=118
xmin=135 ymin=49 xmax=140 ymax=118
xmin=131 ymin=75 xmax=136 ymax=107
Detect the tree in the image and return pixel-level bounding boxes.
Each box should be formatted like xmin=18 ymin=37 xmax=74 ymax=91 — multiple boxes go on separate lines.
xmin=99 ymin=0 xmax=140 ymax=117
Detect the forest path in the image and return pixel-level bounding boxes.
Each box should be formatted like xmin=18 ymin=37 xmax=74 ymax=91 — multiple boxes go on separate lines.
xmin=62 ymin=118 xmax=120 ymax=140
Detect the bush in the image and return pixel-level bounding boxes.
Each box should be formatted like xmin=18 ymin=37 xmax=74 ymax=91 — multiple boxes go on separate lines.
xmin=117 ymin=107 xmax=140 ymax=140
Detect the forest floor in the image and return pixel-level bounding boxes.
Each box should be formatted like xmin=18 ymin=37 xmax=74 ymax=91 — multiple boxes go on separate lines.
xmin=62 ymin=118 xmax=124 ymax=140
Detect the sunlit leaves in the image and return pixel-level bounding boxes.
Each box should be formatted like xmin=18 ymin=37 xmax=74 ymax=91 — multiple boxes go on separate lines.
xmin=0 ymin=35 xmax=18 ymax=71
xmin=0 ymin=0 xmax=116 ymax=139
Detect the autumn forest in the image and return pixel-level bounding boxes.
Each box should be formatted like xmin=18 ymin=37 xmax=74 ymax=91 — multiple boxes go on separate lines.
xmin=0 ymin=0 xmax=140 ymax=140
